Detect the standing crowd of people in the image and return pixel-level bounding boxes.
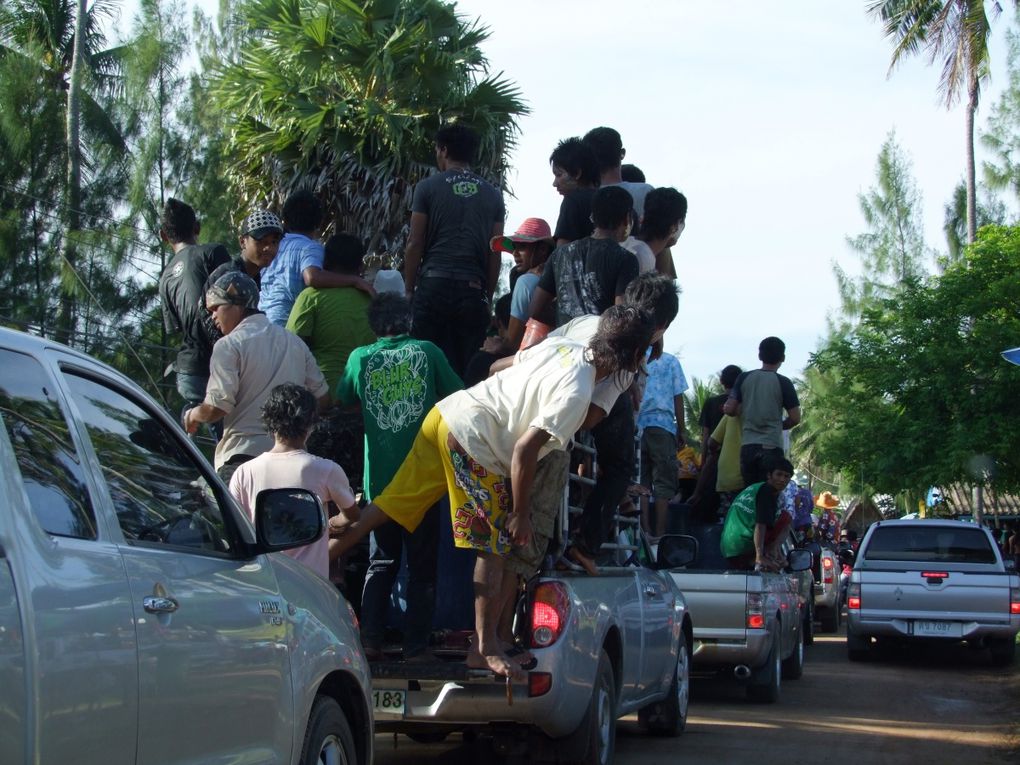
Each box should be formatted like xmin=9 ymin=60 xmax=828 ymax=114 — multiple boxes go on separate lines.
xmin=159 ymin=122 xmax=813 ymax=679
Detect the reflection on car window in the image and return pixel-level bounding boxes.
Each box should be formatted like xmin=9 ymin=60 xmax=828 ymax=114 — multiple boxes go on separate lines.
xmin=0 ymin=350 xmax=97 ymax=539
xmin=63 ymin=371 xmax=234 ymax=555
xmin=865 ymin=526 xmax=996 ymax=564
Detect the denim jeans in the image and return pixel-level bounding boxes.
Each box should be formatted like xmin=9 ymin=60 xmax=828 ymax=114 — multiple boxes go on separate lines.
xmin=576 ymin=393 xmax=635 ymax=556
xmin=176 ymin=372 xmax=222 ymax=440
xmin=411 ymin=276 xmax=490 ymax=379
xmin=359 ymin=503 xmax=440 ymax=657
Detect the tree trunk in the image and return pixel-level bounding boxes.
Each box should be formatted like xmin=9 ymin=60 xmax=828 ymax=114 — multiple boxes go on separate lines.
xmin=965 ymin=75 xmax=978 ymax=245
xmin=59 ymin=0 xmax=89 ymax=344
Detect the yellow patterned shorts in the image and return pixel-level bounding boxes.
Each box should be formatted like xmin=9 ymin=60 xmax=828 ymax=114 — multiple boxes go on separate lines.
xmin=373 ymin=406 xmax=512 ymax=555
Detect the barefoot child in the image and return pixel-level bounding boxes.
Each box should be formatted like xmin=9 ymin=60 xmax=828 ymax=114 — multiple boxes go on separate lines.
xmin=330 ymin=305 xmax=655 ymax=678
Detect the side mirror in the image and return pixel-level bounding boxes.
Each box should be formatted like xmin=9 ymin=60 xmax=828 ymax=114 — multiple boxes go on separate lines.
xmin=1005 ymin=557 xmax=1017 ymax=572
xmin=657 ymin=534 xmax=698 ymax=569
xmin=787 ymin=548 xmax=812 ymax=572
xmin=254 ymin=488 xmax=323 ymax=552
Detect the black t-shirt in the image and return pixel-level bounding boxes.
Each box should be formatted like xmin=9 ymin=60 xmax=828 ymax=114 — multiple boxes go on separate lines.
xmin=553 ymin=188 xmax=596 ymax=242
xmin=755 ymin=483 xmax=780 ymax=527
xmin=159 ymin=243 xmax=230 ymax=375
xmin=537 ymin=237 xmax=639 ymax=327
xmin=411 ymin=169 xmax=505 ymax=281
xmin=699 ymin=392 xmax=729 ymax=436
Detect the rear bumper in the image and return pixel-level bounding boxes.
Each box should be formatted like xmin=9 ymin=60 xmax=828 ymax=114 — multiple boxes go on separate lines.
xmin=813 ymin=582 xmax=839 ymax=611
xmin=691 ymin=628 xmax=770 ymax=670
xmin=847 ymin=612 xmax=1020 ymax=641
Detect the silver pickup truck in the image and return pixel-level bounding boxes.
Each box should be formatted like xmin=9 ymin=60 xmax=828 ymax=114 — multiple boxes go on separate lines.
xmin=0 ymin=328 xmax=373 ymax=765
xmin=370 ymin=439 xmax=695 ymax=765
xmin=658 ymin=522 xmax=812 ymax=703
xmin=846 ymin=519 xmax=1020 ymax=664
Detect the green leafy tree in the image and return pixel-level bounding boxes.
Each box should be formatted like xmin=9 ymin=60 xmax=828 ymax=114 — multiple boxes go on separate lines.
xmin=681 ymin=375 xmax=721 ymax=453
xmin=832 ymin=133 xmax=929 ymax=324
xmin=941 ymin=178 xmax=1007 ymax=262
xmin=868 ymin=0 xmax=1013 ymax=245
xmin=811 ymin=225 xmax=1020 ymax=499
xmin=211 ymin=0 xmax=527 ymax=264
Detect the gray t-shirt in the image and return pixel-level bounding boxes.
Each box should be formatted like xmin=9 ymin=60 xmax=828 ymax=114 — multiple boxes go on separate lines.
xmin=411 ymin=169 xmax=505 ymax=282
xmin=730 ymin=369 xmax=799 ymax=448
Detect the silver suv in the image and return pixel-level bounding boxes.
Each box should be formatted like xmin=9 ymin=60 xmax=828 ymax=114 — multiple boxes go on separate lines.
xmin=0 ymin=328 xmax=373 ymax=764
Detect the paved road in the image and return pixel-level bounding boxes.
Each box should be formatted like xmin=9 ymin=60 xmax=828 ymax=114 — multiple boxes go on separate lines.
xmin=373 ymin=629 xmax=1019 ymax=764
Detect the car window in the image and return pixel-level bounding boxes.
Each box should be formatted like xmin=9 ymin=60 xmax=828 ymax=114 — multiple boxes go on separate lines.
xmin=864 ymin=526 xmax=997 ymax=564
xmin=0 ymin=349 xmax=97 ymax=539
xmin=62 ymin=370 xmax=236 ymax=555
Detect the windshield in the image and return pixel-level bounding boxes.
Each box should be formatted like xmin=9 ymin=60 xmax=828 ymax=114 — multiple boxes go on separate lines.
xmin=863 ymin=526 xmax=997 ymax=564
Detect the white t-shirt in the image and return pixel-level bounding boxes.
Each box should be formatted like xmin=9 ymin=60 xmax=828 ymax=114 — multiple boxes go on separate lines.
xmin=229 ymin=450 xmax=356 ymax=580
xmin=549 ymin=315 xmax=635 ymax=415
xmin=621 ymin=237 xmax=656 ymax=274
xmin=438 ymin=338 xmax=595 ymax=475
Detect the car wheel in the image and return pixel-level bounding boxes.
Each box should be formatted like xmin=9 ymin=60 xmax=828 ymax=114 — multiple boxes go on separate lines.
xmin=638 ymin=636 xmax=690 ymax=736
xmin=988 ymin=637 xmax=1017 ymax=667
xmin=846 ymin=624 xmax=871 ymax=662
xmin=781 ymin=623 xmax=804 ymax=680
xmin=747 ymin=631 xmax=781 ymax=703
xmin=300 ymin=695 xmax=357 ymax=765
xmin=803 ymin=601 xmax=815 ymax=645
xmin=562 ymin=649 xmax=616 ymax=765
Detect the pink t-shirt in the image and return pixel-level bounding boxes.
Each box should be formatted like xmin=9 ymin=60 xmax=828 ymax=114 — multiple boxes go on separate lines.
xmin=229 ymin=450 xmax=356 ymax=579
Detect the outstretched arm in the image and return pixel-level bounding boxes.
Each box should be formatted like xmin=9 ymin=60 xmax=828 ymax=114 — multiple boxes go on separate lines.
xmin=508 ymin=427 xmax=552 ymax=546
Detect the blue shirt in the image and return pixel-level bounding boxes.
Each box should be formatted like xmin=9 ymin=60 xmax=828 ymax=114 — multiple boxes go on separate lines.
xmin=258 ymin=233 xmax=324 ymax=325
xmin=637 ymin=353 xmax=688 ymax=436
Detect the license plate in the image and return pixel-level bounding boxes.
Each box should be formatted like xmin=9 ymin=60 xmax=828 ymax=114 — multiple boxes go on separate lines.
xmin=373 ymin=689 xmax=406 ymax=715
xmin=914 ymin=620 xmax=962 ymax=638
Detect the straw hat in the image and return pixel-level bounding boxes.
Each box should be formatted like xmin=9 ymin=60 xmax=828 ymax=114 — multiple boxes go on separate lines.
xmin=490 ymin=218 xmax=554 ymax=254
xmin=814 ymin=491 xmax=840 ymax=510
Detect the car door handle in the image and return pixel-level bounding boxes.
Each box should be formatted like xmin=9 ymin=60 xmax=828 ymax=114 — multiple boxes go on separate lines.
xmin=643 ymin=584 xmax=661 ymax=599
xmin=143 ymin=596 xmax=179 ymax=614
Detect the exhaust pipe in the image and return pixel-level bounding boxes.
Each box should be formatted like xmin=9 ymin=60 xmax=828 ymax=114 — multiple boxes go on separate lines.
xmin=733 ymin=665 xmax=751 ymax=680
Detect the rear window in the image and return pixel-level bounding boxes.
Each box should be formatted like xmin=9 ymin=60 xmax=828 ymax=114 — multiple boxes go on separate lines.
xmin=863 ymin=526 xmax=997 ymax=564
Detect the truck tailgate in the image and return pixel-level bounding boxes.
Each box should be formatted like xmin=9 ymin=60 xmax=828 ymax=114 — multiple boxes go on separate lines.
xmin=858 ymin=568 xmax=1013 ymax=623
xmin=670 ymin=571 xmax=749 ymax=636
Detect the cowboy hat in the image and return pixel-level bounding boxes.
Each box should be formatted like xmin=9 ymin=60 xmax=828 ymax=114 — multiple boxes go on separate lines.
xmin=814 ymin=491 xmax=840 ymax=510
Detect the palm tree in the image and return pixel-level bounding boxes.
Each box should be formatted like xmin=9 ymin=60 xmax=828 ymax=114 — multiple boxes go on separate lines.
xmin=211 ymin=0 xmax=527 ymax=264
xmin=868 ymin=0 xmax=1012 ymax=245
xmin=682 ymin=375 xmax=721 ymax=453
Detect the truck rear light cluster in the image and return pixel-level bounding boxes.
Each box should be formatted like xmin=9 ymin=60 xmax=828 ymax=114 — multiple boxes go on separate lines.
xmin=528 ymin=672 xmax=553 ymax=697
xmin=1011 ymin=588 xmax=1020 ymax=616
xmin=746 ymin=592 xmax=765 ymax=629
xmin=847 ymin=583 xmax=861 ymax=611
xmin=531 ymin=582 xmax=570 ymax=648
xmin=822 ymin=556 xmax=834 ymax=584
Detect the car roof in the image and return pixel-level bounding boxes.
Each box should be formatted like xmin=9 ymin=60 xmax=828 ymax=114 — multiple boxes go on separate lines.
xmin=873 ymin=518 xmax=982 ymax=529
xmin=0 ymin=326 xmax=132 ymax=383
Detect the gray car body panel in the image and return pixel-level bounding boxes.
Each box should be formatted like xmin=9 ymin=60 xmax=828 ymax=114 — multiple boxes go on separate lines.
xmin=847 ymin=519 xmax=1020 ymax=642
xmin=0 ymin=327 xmax=373 ymax=765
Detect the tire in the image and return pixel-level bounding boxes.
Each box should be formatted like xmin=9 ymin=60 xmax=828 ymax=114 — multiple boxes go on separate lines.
xmin=781 ymin=623 xmax=805 ymax=680
xmin=300 ymin=695 xmax=357 ymax=765
xmin=819 ymin=605 xmax=839 ymax=633
xmin=803 ymin=601 xmax=815 ymax=646
xmin=989 ymin=637 xmax=1017 ymax=666
xmin=846 ymin=624 xmax=872 ymax=662
xmin=561 ymin=649 xmax=616 ymax=765
xmin=747 ymin=631 xmax=781 ymax=703
xmin=638 ymin=636 xmax=690 ymax=736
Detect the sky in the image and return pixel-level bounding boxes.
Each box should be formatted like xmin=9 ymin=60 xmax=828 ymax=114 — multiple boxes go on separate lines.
xmin=117 ymin=0 xmax=1016 ymax=384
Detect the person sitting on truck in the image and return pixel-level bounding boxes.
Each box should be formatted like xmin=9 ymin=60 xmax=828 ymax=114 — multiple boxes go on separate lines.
xmin=328 ymin=304 xmax=656 ymax=679
xmin=719 ymin=455 xmax=795 ymax=571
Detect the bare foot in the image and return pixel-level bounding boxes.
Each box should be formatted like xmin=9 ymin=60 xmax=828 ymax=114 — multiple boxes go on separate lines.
xmin=467 ymin=645 xmax=525 ymax=680
xmin=567 ymin=546 xmax=599 ymax=576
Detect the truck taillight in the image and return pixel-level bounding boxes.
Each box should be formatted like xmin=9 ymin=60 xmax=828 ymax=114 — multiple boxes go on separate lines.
xmin=1011 ymin=588 xmax=1020 ymax=615
xmin=531 ymin=582 xmax=570 ymax=648
xmin=822 ymin=556 xmax=834 ymax=584
xmin=847 ymin=583 xmax=861 ymax=611
xmin=746 ymin=592 xmax=765 ymax=629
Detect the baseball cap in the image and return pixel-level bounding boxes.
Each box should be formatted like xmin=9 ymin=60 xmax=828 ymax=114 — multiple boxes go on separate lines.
xmin=490 ymin=218 xmax=554 ymax=254
xmin=239 ymin=210 xmax=284 ymax=240
xmin=206 ymin=271 xmax=260 ymax=310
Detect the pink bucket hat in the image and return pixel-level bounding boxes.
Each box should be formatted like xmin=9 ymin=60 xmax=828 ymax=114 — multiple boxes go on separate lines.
xmin=491 ymin=218 xmax=554 ymax=254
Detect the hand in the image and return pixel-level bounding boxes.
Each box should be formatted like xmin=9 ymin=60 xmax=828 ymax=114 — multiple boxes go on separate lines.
xmin=356 ymin=278 xmax=376 ymax=297
xmin=183 ymin=408 xmax=199 ymax=435
xmin=507 ymin=513 xmax=532 ymax=547
xmin=481 ymin=336 xmax=506 ymax=354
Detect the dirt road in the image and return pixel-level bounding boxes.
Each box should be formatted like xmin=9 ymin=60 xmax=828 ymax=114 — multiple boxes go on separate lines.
xmin=373 ymin=630 xmax=1019 ymax=764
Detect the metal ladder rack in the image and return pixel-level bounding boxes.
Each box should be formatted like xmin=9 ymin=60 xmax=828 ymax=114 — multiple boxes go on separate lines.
xmin=561 ymin=431 xmax=641 ymax=566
